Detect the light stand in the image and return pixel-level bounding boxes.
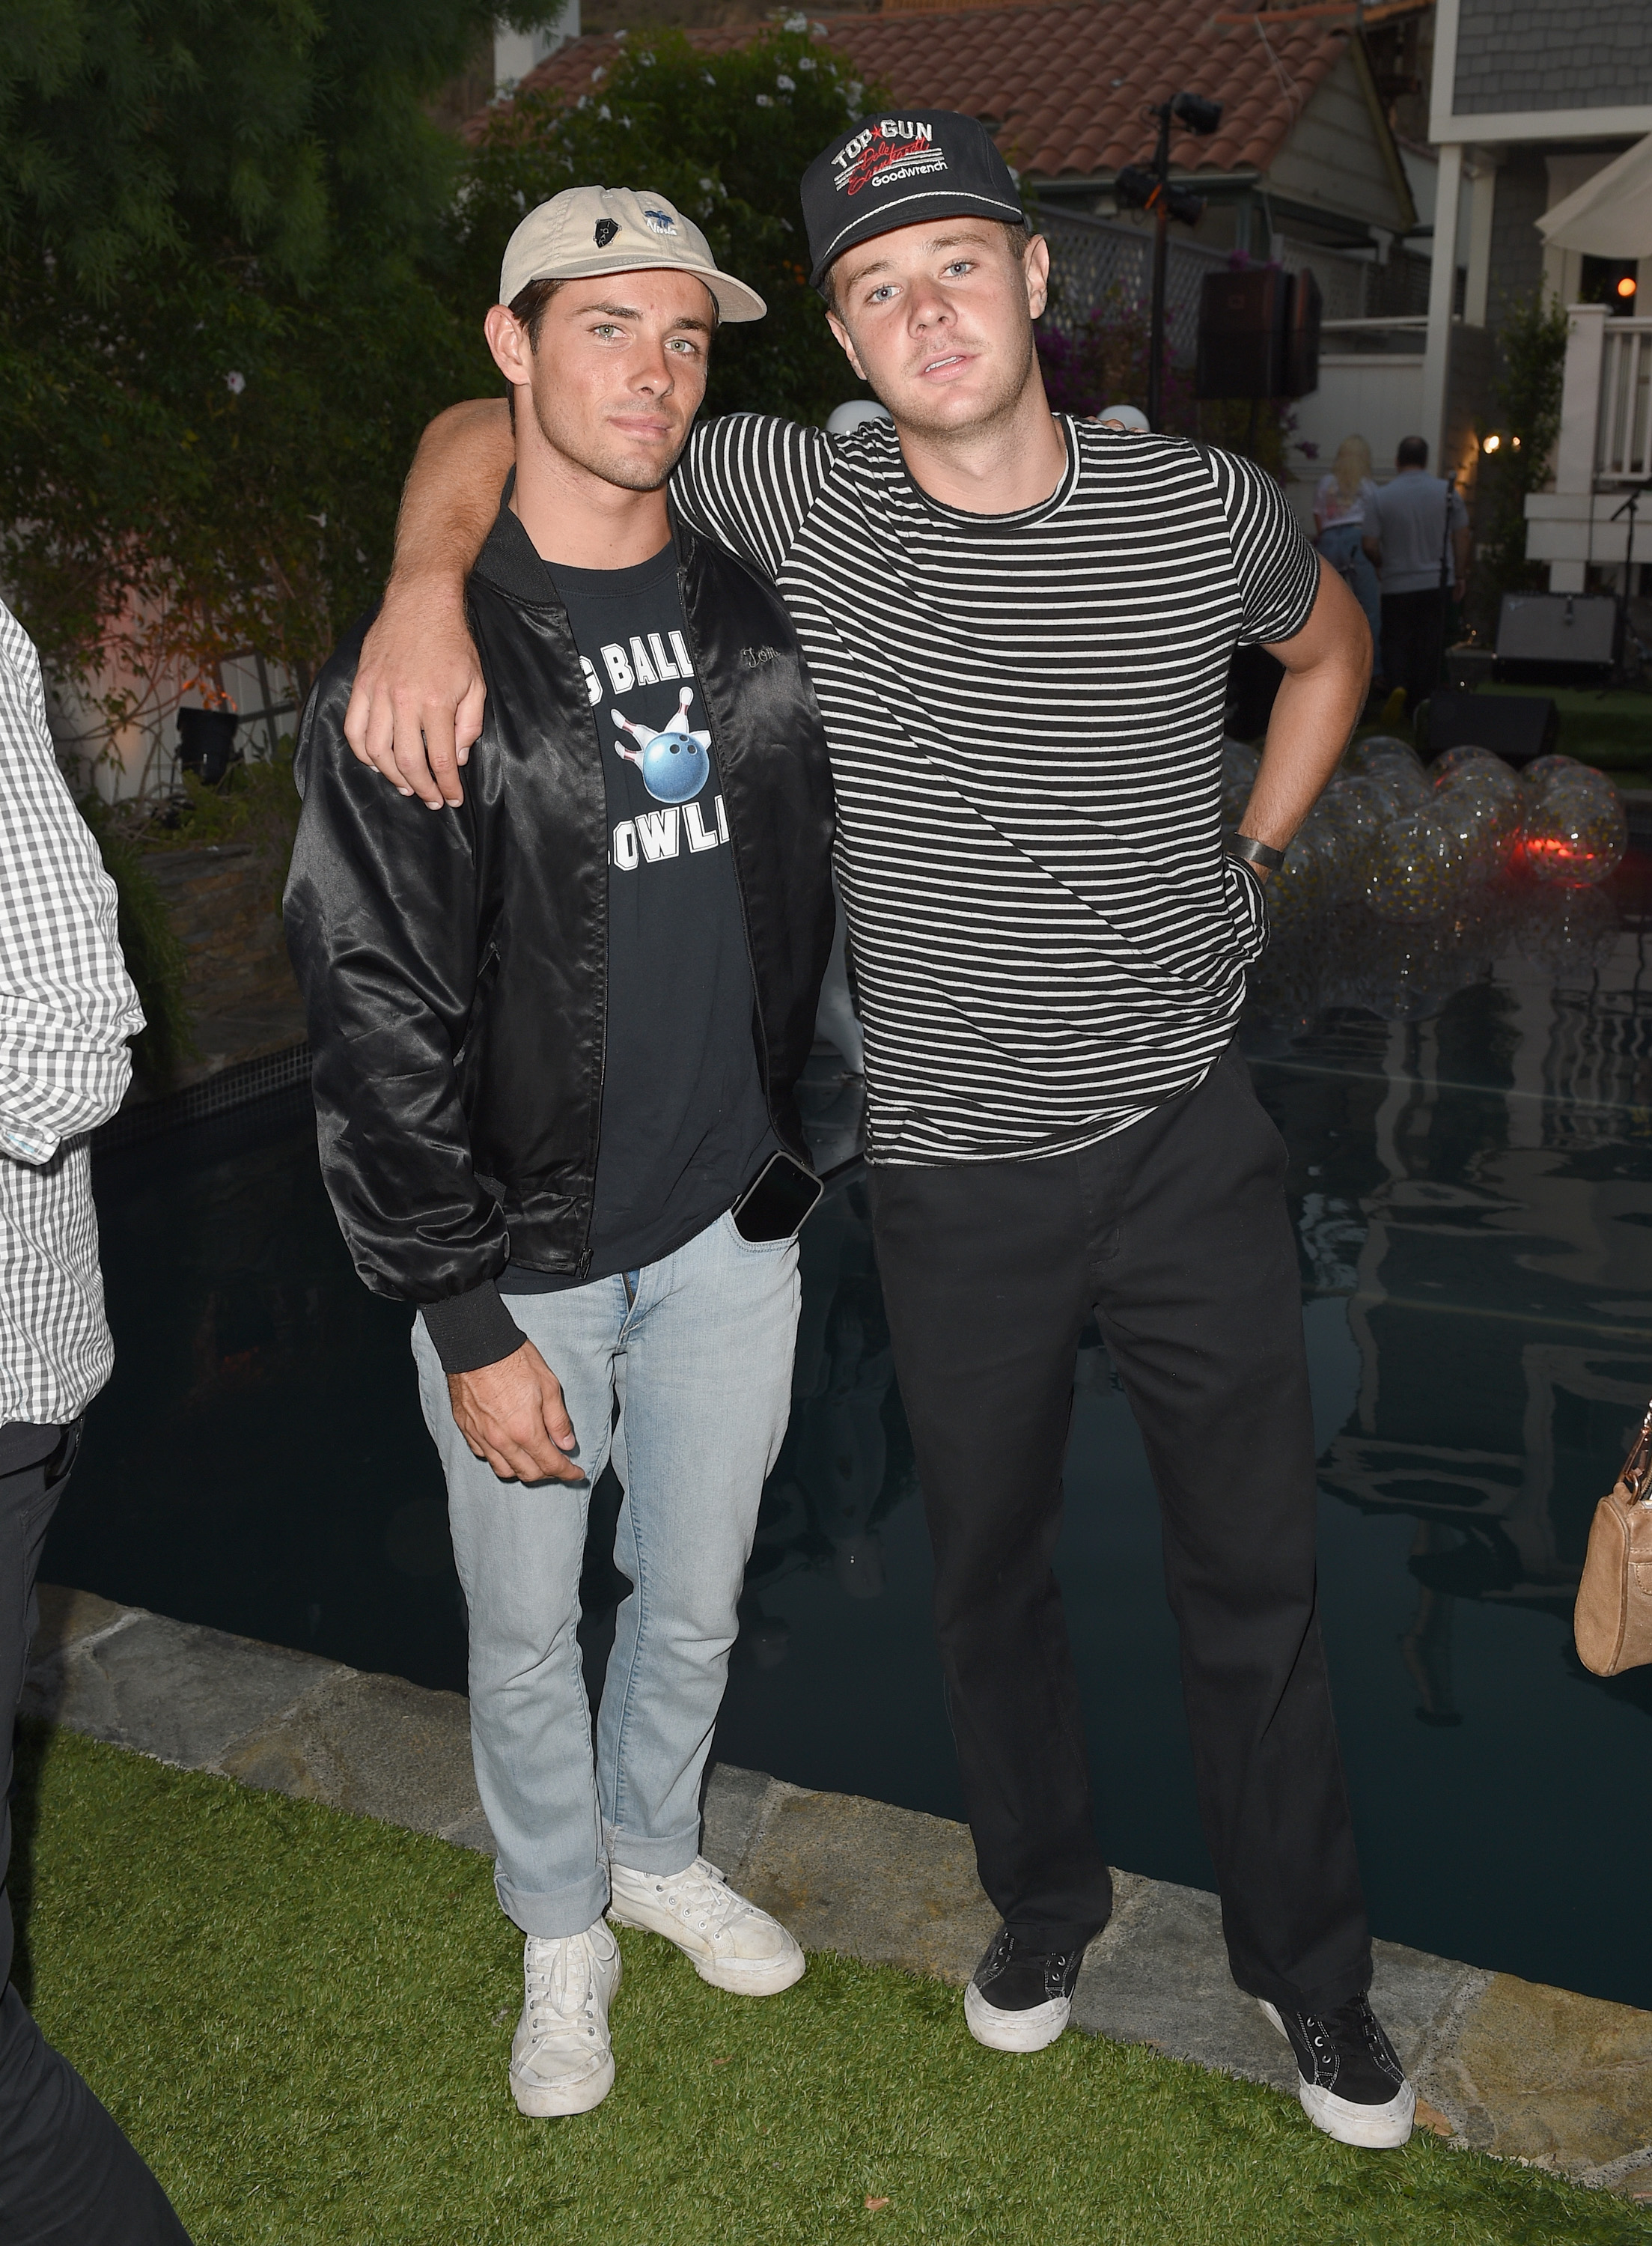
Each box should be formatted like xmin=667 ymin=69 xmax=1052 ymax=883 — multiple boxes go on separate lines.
xmin=1117 ymin=91 xmax=1222 ymax=431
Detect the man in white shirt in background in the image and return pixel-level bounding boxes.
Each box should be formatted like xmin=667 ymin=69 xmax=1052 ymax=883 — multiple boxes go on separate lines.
xmin=0 ymin=597 xmax=192 ymax=2242
xmin=1362 ymin=434 xmax=1471 ymax=715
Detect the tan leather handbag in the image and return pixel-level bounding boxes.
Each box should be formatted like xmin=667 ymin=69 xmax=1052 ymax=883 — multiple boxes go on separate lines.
xmin=1576 ymin=1405 xmax=1652 ymax=1676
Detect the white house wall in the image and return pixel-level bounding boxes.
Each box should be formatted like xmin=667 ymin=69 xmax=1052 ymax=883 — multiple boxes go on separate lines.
xmin=1285 ymin=353 xmax=1427 ymax=527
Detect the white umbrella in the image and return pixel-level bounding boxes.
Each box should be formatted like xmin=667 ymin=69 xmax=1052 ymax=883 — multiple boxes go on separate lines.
xmin=1537 ymin=133 xmax=1652 ymax=260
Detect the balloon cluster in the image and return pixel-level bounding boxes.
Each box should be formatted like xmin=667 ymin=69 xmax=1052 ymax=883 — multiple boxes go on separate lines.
xmin=1223 ymin=735 xmax=1630 ymax=1031
xmin=1225 ymin=736 xmax=1627 ymax=925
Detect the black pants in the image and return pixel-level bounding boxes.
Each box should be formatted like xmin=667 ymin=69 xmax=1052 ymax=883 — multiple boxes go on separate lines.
xmin=0 ymin=1433 xmax=191 ymax=2245
xmin=1380 ymin=587 xmax=1447 ymax=716
xmin=868 ymin=1047 xmax=1371 ymax=2014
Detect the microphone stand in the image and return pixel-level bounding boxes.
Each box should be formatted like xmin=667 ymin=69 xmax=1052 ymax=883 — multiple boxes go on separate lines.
xmin=1609 ymin=481 xmax=1651 ymax=685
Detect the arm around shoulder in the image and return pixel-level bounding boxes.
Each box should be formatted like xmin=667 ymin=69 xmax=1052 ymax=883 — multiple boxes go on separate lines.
xmin=346 ymin=398 xmax=513 ymax=809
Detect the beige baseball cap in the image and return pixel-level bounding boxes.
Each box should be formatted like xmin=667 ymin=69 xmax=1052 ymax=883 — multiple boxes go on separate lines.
xmin=499 ymin=186 xmax=766 ymax=323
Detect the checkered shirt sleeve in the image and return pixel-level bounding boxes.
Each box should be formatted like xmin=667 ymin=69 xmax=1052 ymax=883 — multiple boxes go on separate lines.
xmin=0 ymin=596 xmax=144 ymax=1425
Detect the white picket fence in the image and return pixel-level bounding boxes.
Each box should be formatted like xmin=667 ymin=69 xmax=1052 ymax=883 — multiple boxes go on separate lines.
xmin=1598 ymin=317 xmax=1652 ymax=483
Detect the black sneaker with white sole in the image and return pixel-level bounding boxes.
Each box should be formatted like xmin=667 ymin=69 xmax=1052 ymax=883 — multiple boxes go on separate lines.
xmin=963 ymin=1926 xmax=1085 ymax=2054
xmin=1259 ymin=1993 xmax=1415 ymax=2148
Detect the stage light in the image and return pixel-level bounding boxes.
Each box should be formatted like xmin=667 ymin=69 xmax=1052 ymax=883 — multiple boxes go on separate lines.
xmin=1172 ymin=91 xmax=1224 ymax=137
xmin=1115 ymin=162 xmax=1159 ymax=210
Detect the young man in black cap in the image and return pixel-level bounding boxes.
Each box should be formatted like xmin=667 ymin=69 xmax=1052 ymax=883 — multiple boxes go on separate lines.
xmin=341 ymin=118 xmax=1413 ymax=2150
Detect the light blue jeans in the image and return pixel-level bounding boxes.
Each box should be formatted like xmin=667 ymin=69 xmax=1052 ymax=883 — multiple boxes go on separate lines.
xmin=1317 ymin=520 xmax=1383 ymax=658
xmin=411 ymin=1210 xmax=801 ymax=1938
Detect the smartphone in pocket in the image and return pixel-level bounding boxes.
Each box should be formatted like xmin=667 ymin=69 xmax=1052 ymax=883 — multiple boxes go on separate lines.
xmin=731 ymin=1151 xmax=824 ymax=1244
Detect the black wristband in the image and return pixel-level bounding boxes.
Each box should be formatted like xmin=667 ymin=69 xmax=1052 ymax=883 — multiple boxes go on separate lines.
xmin=1228 ymin=833 xmax=1286 ymax=872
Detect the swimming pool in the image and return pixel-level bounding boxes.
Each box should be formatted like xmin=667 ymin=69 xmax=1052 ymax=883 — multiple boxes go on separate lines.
xmin=52 ymin=857 xmax=1652 ymax=2009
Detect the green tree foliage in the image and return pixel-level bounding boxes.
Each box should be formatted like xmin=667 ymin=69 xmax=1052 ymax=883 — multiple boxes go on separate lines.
xmin=0 ymin=0 xmax=530 ymax=701
xmin=75 ymin=794 xmax=195 ymax=1085
xmin=0 ymin=6 xmax=878 ymax=725
xmin=1472 ymin=290 xmax=1570 ymax=633
xmin=456 ymin=23 xmax=883 ymax=427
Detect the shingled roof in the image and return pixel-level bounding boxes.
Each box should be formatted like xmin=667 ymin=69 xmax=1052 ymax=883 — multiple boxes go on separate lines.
xmin=492 ymin=0 xmax=1372 ymax=184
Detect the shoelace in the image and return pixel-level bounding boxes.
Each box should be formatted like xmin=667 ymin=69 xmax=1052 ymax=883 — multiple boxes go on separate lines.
xmin=981 ymin=1931 xmax=1079 ymax=2003
xmin=643 ymin=1860 xmax=749 ymax=1944
xmin=525 ymin=1935 xmax=601 ymax=2042
xmin=1293 ymin=2000 xmax=1399 ymax=2091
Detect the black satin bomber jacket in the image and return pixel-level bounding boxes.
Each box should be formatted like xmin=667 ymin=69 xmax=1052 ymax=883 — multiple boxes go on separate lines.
xmin=283 ymin=503 xmax=836 ymax=1312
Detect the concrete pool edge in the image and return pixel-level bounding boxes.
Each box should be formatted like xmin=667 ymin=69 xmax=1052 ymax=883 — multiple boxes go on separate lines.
xmin=23 ymin=1584 xmax=1652 ymax=2196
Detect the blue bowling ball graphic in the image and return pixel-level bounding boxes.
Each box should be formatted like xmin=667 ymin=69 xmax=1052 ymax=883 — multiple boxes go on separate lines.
xmin=612 ymin=685 xmax=711 ymax=804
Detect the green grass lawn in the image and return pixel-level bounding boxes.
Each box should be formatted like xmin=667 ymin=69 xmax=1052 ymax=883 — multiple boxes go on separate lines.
xmin=12 ymin=1724 xmax=1651 ymax=2246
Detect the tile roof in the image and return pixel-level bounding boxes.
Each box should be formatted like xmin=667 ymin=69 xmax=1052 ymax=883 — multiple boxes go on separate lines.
xmin=490 ymin=0 xmax=1363 ymax=183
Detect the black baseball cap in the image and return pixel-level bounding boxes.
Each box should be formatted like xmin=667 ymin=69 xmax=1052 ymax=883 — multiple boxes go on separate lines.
xmin=801 ymin=110 xmax=1025 ymax=294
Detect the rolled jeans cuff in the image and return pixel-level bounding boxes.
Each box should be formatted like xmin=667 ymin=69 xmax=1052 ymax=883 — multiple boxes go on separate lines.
xmin=606 ymin=1816 xmax=701 ymax=1880
xmin=495 ymin=1863 xmax=611 ymax=1943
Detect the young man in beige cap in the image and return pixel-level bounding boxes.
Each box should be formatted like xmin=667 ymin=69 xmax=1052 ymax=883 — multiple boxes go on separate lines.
xmin=338 ymin=115 xmax=1415 ymax=2152
xmin=284 ymin=186 xmax=835 ymax=2118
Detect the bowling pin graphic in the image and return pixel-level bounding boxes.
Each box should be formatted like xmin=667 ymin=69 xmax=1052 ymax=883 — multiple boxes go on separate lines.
xmin=611 ymin=685 xmax=712 ymax=804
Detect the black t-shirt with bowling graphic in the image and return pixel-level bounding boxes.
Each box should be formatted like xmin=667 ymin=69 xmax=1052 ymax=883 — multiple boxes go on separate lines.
xmin=502 ymin=541 xmax=775 ymax=1294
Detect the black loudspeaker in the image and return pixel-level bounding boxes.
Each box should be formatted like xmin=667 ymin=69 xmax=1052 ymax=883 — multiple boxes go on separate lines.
xmin=1195 ymin=267 xmax=1322 ymax=400
xmin=1283 ymin=267 xmax=1320 ymax=398
xmin=1197 ymin=267 xmax=1284 ymax=399
xmin=176 ymin=706 xmax=240 ymax=785
xmin=1495 ymin=591 xmax=1618 ymax=681
xmin=1422 ymin=689 xmax=1558 ymax=769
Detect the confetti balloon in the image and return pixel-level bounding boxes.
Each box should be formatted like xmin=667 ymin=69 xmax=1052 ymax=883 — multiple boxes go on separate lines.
xmin=1520 ymin=758 xmax=1626 ymax=886
xmin=1320 ymin=775 xmax=1386 ymax=880
xmin=1267 ymin=816 xmax=1333 ymax=922
xmin=1347 ymin=735 xmax=1430 ymax=806
xmin=1433 ymin=774 xmax=1520 ymax=883
xmin=1430 ymin=744 xmax=1487 ymax=783
xmin=1432 ymin=744 xmax=1520 ymax=798
xmin=1363 ymin=810 xmax=1465 ymax=925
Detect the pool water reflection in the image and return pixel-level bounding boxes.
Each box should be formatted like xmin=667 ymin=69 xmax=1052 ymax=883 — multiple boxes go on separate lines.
xmin=50 ymin=856 xmax=1652 ymax=2010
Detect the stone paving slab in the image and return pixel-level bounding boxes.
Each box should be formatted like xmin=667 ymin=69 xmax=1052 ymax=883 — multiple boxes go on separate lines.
xmin=725 ymin=1780 xmax=1002 ymax=1985
xmin=220 ymin=1670 xmax=490 ymax=1850
xmin=24 ymin=1588 xmax=1652 ymax=2194
xmin=24 ymin=1586 xmax=493 ymax=1851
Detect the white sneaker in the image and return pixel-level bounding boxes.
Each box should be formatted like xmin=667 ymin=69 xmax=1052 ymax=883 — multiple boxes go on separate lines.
xmin=508 ymin=1920 xmax=621 ymax=2118
xmin=608 ymin=1856 xmax=806 ymax=1995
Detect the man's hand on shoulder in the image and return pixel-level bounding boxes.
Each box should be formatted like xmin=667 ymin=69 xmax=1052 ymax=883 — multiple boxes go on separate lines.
xmin=346 ymin=579 xmax=484 ymax=811
xmin=448 ymin=1339 xmax=584 ymax=1484
xmin=345 ymin=396 xmax=513 ymax=809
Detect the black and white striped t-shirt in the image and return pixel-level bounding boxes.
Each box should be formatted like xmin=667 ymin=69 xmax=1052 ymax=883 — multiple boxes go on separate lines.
xmin=671 ymin=416 xmax=1319 ymax=1166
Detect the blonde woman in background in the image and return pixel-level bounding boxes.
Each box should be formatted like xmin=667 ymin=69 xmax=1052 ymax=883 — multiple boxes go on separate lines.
xmin=1314 ymin=435 xmax=1383 ymax=672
